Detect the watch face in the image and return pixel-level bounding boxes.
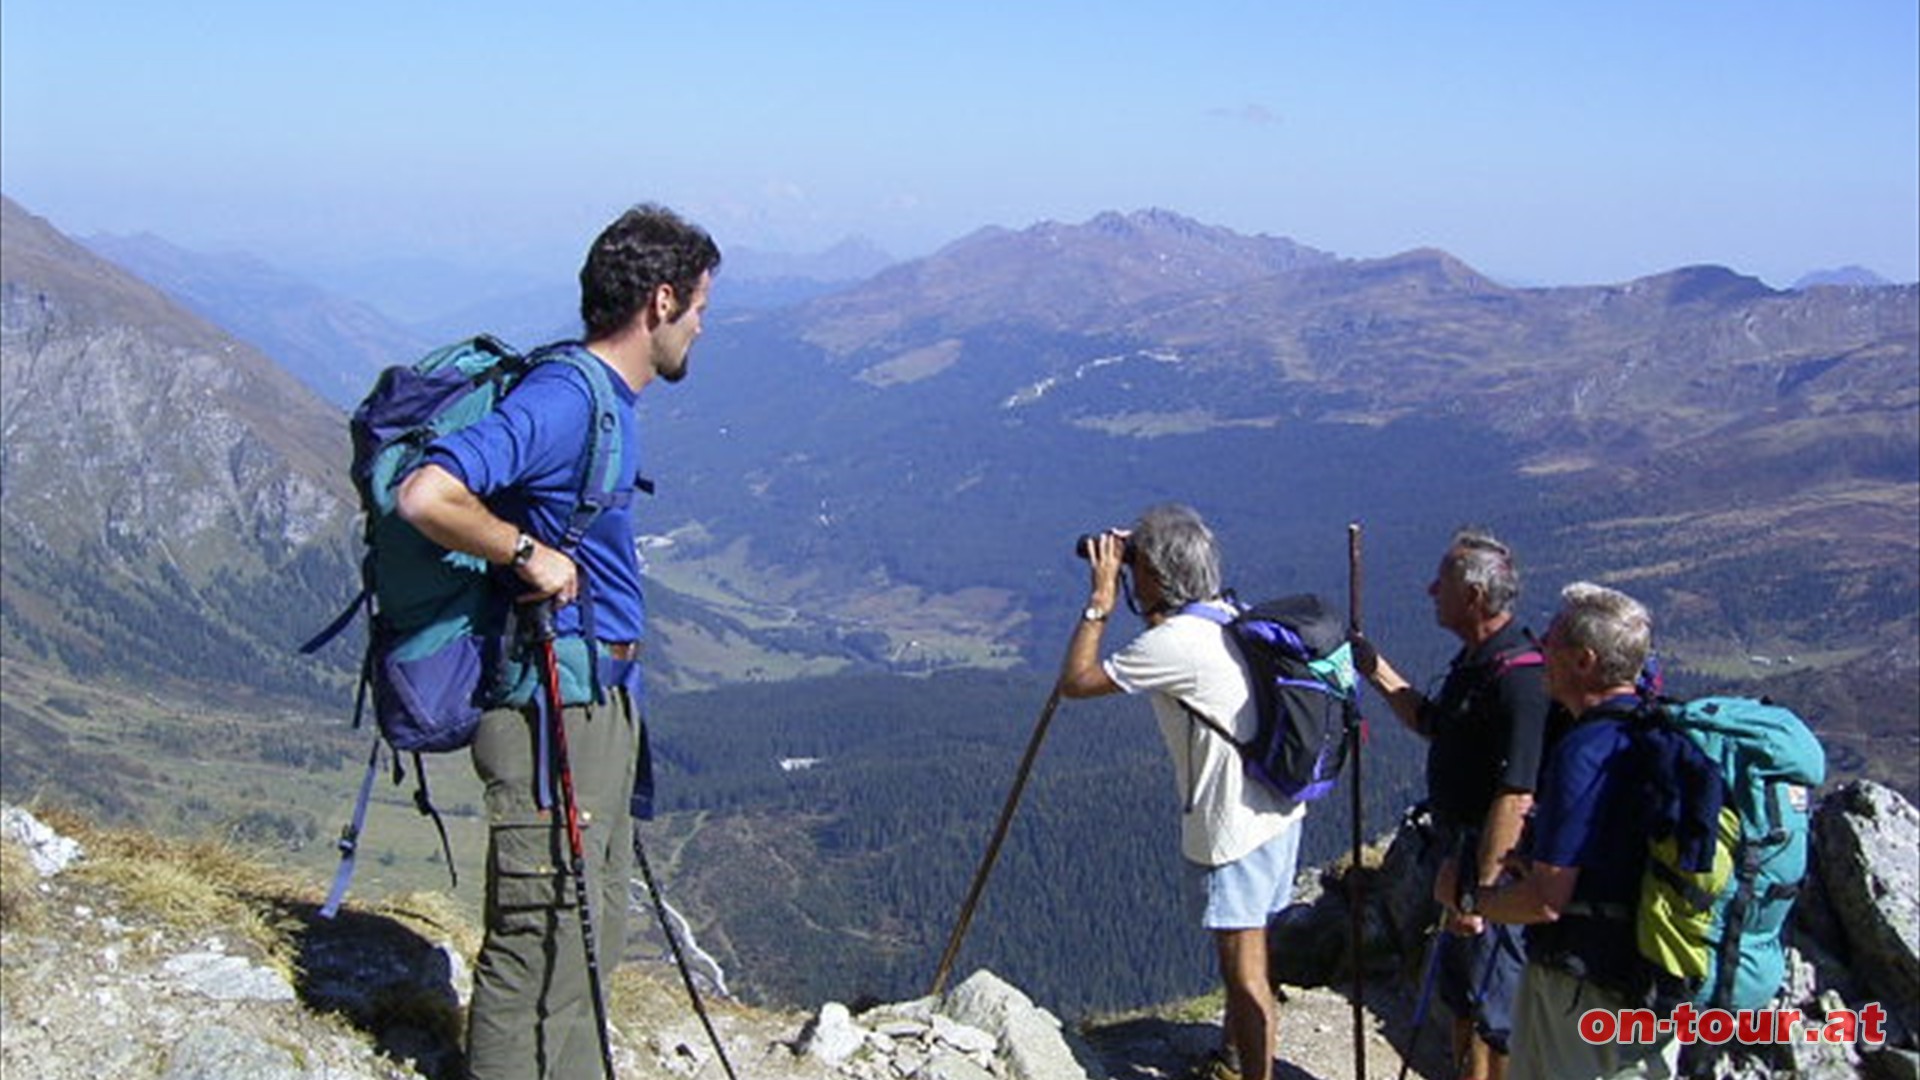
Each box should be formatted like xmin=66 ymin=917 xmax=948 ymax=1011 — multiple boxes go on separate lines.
xmin=1083 ymin=606 xmax=1106 ymax=622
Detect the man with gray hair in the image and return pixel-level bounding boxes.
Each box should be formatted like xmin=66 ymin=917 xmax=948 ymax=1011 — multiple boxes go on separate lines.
xmin=1355 ymin=527 xmax=1552 ymax=1080
xmin=1443 ymin=582 xmax=1679 ymax=1079
xmin=1059 ymin=504 xmax=1307 ymax=1080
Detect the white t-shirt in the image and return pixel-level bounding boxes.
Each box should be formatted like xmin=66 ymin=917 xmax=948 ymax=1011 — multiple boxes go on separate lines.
xmin=1103 ymin=601 xmax=1305 ymax=866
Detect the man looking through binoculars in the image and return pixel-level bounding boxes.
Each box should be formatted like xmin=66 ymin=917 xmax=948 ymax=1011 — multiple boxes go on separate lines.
xmin=1058 ymin=504 xmax=1308 ymax=1080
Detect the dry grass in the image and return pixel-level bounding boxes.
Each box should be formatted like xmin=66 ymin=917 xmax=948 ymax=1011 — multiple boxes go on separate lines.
xmin=0 ymin=834 xmax=45 ymax=932
xmin=35 ymin=804 xmax=312 ymax=975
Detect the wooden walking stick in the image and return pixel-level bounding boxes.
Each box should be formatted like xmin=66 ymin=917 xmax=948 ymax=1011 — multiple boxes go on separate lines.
xmin=929 ymin=686 xmax=1063 ymax=997
xmin=1347 ymin=521 xmax=1368 ymax=1080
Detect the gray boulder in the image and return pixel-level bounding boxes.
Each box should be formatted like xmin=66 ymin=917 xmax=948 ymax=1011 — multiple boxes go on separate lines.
xmin=941 ymin=969 xmax=1102 ymax=1080
xmin=1812 ymin=781 xmax=1920 ymax=1018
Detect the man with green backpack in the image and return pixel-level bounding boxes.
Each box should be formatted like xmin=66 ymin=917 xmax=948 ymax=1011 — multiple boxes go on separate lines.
xmin=1450 ymin=581 xmax=1680 ymax=1079
xmin=397 ymin=204 xmax=721 ymax=1080
xmin=1452 ymin=580 xmax=1826 ymax=1080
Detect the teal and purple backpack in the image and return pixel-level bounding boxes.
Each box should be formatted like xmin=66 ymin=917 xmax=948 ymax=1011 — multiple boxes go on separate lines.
xmin=301 ymin=334 xmax=633 ymax=915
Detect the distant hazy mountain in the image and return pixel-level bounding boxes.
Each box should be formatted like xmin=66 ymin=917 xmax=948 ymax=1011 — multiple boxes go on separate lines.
xmin=408 ymin=235 xmax=904 ymax=340
xmin=81 ymin=232 xmax=429 ymax=409
xmin=796 ymin=208 xmax=1336 ymax=352
xmin=1794 ymin=265 xmax=1895 ymax=289
xmin=726 ymin=235 xmax=897 ymax=283
xmin=69 ymin=231 xmax=899 ymax=412
xmin=295 ymin=254 xmax=553 ymax=328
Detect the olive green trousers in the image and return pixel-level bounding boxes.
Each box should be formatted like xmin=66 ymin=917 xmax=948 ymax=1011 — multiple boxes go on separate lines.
xmin=465 ymin=690 xmax=638 ymax=1080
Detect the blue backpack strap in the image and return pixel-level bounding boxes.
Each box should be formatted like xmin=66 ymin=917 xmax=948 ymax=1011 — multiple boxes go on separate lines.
xmin=1180 ymin=601 xmax=1230 ymax=626
xmin=1173 ymin=599 xmax=1254 ymax=753
xmin=320 ymin=735 xmax=385 ymax=918
xmin=534 ymin=680 xmax=556 ymax=810
xmin=408 ymin=752 xmax=458 ymax=886
xmin=540 ymin=346 xmax=641 ymax=542
xmin=537 ymin=346 xmax=648 ymax=708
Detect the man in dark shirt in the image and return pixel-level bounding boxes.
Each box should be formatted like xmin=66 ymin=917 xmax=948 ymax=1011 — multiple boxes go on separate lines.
xmin=1358 ymin=528 xmax=1551 ymax=1080
xmin=1447 ymin=581 xmax=1678 ymax=1080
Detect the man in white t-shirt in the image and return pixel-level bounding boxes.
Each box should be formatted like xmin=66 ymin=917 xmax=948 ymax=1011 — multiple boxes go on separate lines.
xmin=1058 ymin=504 xmax=1307 ymax=1080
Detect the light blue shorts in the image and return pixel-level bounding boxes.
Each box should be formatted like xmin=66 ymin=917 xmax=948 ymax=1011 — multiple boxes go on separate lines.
xmin=1186 ymin=823 xmax=1304 ymax=931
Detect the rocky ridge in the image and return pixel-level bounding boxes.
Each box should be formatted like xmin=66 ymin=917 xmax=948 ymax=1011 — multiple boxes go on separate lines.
xmin=0 ymin=803 xmax=1419 ymax=1079
xmin=5 ymin=781 xmax=1915 ymax=1079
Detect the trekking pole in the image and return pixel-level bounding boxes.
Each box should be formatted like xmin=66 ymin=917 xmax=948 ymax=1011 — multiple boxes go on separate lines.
xmin=530 ymin=602 xmax=618 ymax=1080
xmin=1398 ymin=827 xmax=1469 ymax=1080
xmin=1397 ymin=921 xmax=1444 ymax=1080
xmin=1346 ymin=521 xmax=1368 ymax=1080
xmin=633 ymin=830 xmax=741 ymax=1080
xmin=929 ymin=686 xmax=1063 ymax=997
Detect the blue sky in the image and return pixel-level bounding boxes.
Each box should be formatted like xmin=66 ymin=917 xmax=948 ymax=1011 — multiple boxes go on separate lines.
xmin=3 ymin=1 xmax=1916 ymax=290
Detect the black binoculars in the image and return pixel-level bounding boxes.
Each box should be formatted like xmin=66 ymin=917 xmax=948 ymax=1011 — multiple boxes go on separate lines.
xmin=1073 ymin=532 xmax=1134 ymax=561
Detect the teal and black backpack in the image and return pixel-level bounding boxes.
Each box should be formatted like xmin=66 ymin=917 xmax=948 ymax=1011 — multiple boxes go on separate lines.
xmin=1631 ymin=696 xmax=1826 ymax=1009
xmin=301 ymin=334 xmax=636 ymax=916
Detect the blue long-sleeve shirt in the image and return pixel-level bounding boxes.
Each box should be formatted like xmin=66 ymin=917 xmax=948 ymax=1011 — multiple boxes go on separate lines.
xmin=422 ymin=344 xmax=647 ymax=644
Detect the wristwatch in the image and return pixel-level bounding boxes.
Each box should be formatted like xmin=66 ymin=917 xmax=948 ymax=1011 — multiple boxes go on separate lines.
xmin=510 ymin=532 xmax=537 ymax=569
xmin=1081 ymin=604 xmax=1110 ymax=623
xmin=1458 ymin=883 xmax=1480 ymax=916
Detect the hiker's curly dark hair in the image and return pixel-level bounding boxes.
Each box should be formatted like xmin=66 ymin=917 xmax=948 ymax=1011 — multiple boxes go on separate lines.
xmin=579 ymin=204 xmax=722 ymax=341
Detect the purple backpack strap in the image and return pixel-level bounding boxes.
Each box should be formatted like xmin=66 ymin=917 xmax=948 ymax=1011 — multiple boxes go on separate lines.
xmin=1490 ymin=647 xmax=1544 ymax=679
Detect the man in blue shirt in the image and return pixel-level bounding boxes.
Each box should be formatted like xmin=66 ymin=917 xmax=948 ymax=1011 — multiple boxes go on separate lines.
xmin=1444 ymin=581 xmax=1679 ymax=1080
xmin=398 ymin=204 xmax=720 ymax=1080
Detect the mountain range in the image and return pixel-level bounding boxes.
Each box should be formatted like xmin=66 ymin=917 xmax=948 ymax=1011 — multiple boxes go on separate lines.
xmin=10 ymin=193 xmax=1918 ymax=763
xmin=3 ymin=192 xmax=1916 ymax=1011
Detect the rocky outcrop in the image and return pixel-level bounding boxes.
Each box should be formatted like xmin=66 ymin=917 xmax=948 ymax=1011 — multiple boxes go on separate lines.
xmin=0 ymin=807 xmax=1125 ymax=1080
xmin=1270 ymin=781 xmax=1920 ymax=1078
xmin=1797 ymin=780 xmax=1920 ymax=1078
xmin=0 ymin=807 xmax=423 ymax=1080
xmin=7 ymin=786 xmax=1915 ymax=1080
xmin=1807 ymin=781 xmax=1920 ymax=1015
xmin=793 ymin=970 xmax=1103 ymax=1079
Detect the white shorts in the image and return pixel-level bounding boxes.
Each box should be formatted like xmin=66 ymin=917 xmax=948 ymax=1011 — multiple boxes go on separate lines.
xmin=1186 ymin=823 xmax=1303 ymax=930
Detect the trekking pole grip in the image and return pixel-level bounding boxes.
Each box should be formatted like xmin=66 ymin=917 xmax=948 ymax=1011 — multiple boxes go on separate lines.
xmin=522 ymin=598 xmax=559 ymax=644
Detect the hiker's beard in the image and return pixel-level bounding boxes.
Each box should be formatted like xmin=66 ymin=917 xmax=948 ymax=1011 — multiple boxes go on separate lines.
xmin=653 ymin=341 xmax=692 ymax=384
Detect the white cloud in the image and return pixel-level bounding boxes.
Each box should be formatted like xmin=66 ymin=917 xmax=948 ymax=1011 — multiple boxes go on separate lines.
xmin=1207 ymin=103 xmax=1282 ymax=127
